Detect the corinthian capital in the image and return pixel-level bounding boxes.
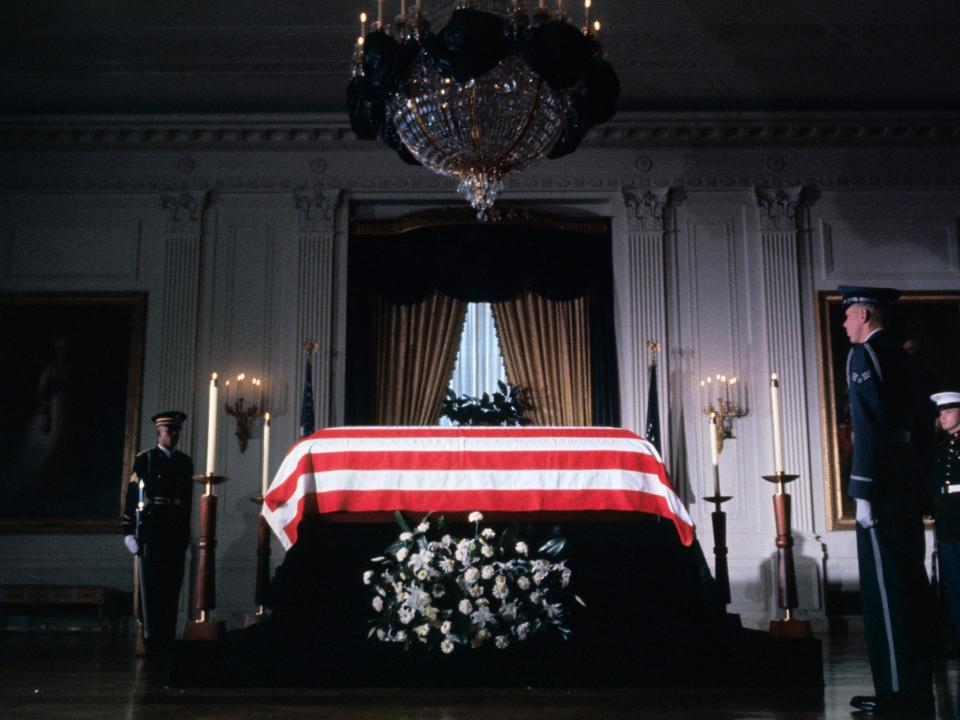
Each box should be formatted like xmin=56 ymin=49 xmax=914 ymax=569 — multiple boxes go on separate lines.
xmin=294 ymin=188 xmax=339 ymax=230
xmin=622 ymin=187 xmax=674 ymax=232
xmin=160 ymin=190 xmax=210 ymax=223
xmin=755 ymin=186 xmax=810 ymax=231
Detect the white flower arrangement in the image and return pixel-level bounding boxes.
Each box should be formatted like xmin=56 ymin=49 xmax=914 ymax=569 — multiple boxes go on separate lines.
xmin=365 ymin=511 xmax=584 ymax=653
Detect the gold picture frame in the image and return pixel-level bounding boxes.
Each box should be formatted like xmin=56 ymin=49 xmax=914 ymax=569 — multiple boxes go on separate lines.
xmin=817 ymin=290 xmax=960 ymax=530
xmin=0 ymin=292 xmax=146 ymax=533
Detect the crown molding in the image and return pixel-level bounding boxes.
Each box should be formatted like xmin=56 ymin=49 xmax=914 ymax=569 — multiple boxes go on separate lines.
xmin=2 ymin=111 xmax=960 ymax=150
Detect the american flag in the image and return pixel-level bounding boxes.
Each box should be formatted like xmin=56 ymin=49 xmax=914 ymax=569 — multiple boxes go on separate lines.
xmin=263 ymin=426 xmax=694 ymax=550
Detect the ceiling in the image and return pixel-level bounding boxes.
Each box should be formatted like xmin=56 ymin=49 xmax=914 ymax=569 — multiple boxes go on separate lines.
xmin=2 ymin=0 xmax=960 ymax=116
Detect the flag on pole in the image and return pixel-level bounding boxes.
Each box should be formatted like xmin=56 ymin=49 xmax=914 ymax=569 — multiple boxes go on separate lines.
xmin=644 ymin=340 xmax=661 ymax=453
xmin=299 ymin=342 xmax=316 ymax=438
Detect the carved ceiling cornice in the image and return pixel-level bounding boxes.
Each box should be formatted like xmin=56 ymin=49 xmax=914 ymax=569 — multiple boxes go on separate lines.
xmin=2 ymin=112 xmax=960 ymax=150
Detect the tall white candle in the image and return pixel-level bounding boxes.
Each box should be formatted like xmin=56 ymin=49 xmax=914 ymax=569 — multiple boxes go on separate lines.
xmin=770 ymin=373 xmax=784 ymax=474
xmin=709 ymin=413 xmax=719 ymax=466
xmin=261 ymin=412 xmax=271 ymax=496
xmin=205 ymin=373 xmax=218 ymax=475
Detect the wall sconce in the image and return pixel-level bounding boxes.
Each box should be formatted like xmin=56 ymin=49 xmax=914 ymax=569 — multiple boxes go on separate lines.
xmin=224 ymin=373 xmax=263 ymax=452
xmin=700 ymin=373 xmax=748 ymax=454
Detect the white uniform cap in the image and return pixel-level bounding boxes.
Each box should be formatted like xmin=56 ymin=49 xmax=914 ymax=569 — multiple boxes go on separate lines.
xmin=931 ymin=391 xmax=960 ymax=409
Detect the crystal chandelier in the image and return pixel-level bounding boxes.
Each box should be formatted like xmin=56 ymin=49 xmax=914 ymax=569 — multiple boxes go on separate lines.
xmin=348 ymin=1 xmax=619 ymax=219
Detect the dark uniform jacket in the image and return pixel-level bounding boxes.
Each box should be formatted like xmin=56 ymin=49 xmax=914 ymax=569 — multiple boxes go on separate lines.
xmin=122 ymin=447 xmax=194 ymax=545
xmin=846 ymin=328 xmax=928 ymax=517
xmin=934 ymin=431 xmax=960 ymax=541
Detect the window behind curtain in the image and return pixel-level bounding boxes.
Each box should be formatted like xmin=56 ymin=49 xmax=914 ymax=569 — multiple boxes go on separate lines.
xmin=439 ymin=302 xmax=509 ymax=426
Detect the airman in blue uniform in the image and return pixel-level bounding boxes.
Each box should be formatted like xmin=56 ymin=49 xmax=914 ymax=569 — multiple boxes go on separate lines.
xmin=841 ymin=286 xmax=934 ymax=717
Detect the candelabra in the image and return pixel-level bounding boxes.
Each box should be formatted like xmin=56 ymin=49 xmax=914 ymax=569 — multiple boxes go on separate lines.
xmin=223 ymin=373 xmax=263 ymax=452
xmin=700 ymin=372 xmax=748 ymax=610
xmin=700 ymin=373 xmax=748 ymax=454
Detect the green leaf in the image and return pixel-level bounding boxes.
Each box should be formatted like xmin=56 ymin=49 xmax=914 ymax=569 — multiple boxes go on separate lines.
xmin=395 ymin=510 xmax=412 ymax=534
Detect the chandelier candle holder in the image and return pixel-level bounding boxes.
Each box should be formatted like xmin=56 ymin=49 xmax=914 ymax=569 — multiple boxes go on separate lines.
xmin=763 ymin=373 xmax=812 ymax=640
xmin=700 ymin=372 xmax=747 ymax=610
xmin=224 ymin=373 xmax=263 ymax=453
xmin=348 ymin=0 xmax=619 ymax=219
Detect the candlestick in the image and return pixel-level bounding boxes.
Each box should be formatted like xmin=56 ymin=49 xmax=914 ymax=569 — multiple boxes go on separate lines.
xmin=261 ymin=413 xmax=271 ymax=496
xmin=205 ymin=373 xmax=218 ymax=475
xmin=770 ymin=373 xmax=784 ymax=474
xmin=710 ymin=413 xmax=721 ymax=496
xmin=377 ymin=0 xmax=383 ymax=26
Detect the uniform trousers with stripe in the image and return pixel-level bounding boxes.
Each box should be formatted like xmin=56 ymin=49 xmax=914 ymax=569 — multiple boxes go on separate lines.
xmin=855 ymin=515 xmax=932 ymax=699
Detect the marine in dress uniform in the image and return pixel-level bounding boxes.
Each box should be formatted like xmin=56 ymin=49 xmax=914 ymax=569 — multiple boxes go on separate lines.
xmin=840 ymin=286 xmax=934 ymax=717
xmin=931 ymin=392 xmax=960 ymax=639
xmin=122 ymin=411 xmax=194 ymax=654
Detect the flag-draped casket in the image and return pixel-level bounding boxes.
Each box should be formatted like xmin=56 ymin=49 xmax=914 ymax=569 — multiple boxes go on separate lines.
xmin=263 ymin=426 xmax=695 ymax=550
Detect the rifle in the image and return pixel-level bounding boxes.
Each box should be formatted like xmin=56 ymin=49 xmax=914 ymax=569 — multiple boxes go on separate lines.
xmin=134 ymin=477 xmax=150 ymax=654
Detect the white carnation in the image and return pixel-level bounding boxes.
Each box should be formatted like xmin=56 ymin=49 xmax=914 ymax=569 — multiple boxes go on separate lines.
xmin=363 ymin=570 xmax=374 ymax=585
xmin=399 ymin=532 xmax=413 ymax=541
xmin=468 ymin=511 xmax=483 ymax=523
xmin=372 ymin=596 xmax=383 ymax=612
xmin=395 ymin=547 xmax=409 ymax=562
xmin=481 ymin=565 xmax=495 ymax=580
xmin=441 ymin=638 xmax=455 ymax=654
xmin=441 ymin=620 xmax=452 ymax=634
xmin=517 ymin=576 xmax=531 ymax=590
xmin=416 ymin=521 xmax=430 ymax=533
xmin=495 ymin=635 xmax=510 ymax=650
xmin=458 ymin=599 xmax=473 ymax=615
xmin=481 ymin=528 xmax=496 ymax=539
xmin=464 ymin=567 xmax=480 ymax=583
xmin=514 ymin=541 xmax=528 ymax=556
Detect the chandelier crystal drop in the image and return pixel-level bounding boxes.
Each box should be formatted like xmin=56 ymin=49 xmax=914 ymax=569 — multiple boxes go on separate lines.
xmin=348 ymin=1 xmax=619 ymax=219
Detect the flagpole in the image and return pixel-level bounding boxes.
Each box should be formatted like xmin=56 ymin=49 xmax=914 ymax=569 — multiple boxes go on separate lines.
xmin=300 ymin=340 xmax=318 ymax=438
xmin=644 ymin=340 xmax=661 ymax=453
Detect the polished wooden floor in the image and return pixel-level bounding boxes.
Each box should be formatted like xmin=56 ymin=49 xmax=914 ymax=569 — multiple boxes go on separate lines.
xmin=2 ymin=630 xmax=959 ymax=719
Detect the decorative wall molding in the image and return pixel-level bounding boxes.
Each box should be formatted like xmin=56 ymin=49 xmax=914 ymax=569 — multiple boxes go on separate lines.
xmin=757 ymin=186 xmax=815 ymax=531
xmin=6 ymin=170 xmax=960 ymax=196
xmin=3 ymin=111 xmax=960 ymax=150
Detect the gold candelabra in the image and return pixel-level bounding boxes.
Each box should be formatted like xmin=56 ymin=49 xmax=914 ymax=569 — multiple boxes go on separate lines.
xmin=224 ymin=373 xmax=264 ymax=453
xmin=700 ymin=373 xmax=748 ymax=454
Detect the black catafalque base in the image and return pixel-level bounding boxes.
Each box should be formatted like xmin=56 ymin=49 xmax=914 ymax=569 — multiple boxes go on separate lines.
xmin=169 ymin=518 xmax=823 ymax=688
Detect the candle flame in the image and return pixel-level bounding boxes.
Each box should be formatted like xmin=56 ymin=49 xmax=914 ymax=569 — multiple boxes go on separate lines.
xmin=729 ymin=377 xmax=737 ymax=384
xmin=237 ymin=373 xmax=245 ymax=381
xmin=224 ymin=380 xmax=230 ymax=387
xmin=212 ymin=372 xmax=218 ymax=380
xmin=700 ymin=380 xmax=706 ymax=387
xmin=358 ymin=35 xmax=364 ymax=45
xmin=360 ymin=11 xmax=367 ymax=21
xmin=584 ymin=0 xmax=591 ymax=7
xmin=593 ymin=20 xmax=600 ymax=31
xmin=771 ymin=373 xmax=778 ymax=381
xmin=265 ymin=412 xmax=271 ymax=421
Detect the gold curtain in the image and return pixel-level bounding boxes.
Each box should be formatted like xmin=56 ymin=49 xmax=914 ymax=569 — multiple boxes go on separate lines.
xmin=372 ymin=288 xmax=468 ymax=425
xmin=492 ymin=289 xmax=592 ymax=425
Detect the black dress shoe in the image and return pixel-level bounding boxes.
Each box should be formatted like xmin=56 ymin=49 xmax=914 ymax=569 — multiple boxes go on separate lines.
xmin=849 ymin=693 xmax=934 ymax=717
xmin=850 ymin=696 xmax=879 ymax=711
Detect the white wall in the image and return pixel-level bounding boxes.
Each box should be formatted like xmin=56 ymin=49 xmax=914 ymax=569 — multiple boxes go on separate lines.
xmin=1 ymin=113 xmax=958 ymax=631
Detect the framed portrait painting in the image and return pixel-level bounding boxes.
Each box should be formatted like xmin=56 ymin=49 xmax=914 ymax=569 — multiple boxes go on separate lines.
xmin=0 ymin=293 xmax=146 ymax=532
xmin=817 ymin=290 xmax=960 ymax=530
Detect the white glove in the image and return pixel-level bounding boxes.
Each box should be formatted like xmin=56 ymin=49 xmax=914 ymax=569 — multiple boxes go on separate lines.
xmin=124 ymin=535 xmax=139 ymax=554
xmin=855 ymin=499 xmax=877 ymax=529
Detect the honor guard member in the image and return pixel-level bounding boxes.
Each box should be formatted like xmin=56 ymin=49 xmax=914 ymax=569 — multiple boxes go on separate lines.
xmin=122 ymin=411 xmax=194 ymax=654
xmin=931 ymin=392 xmax=960 ymax=641
xmin=840 ymin=286 xmax=934 ymax=717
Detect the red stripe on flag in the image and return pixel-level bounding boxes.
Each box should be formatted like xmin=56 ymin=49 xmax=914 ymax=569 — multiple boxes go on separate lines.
xmin=280 ymin=489 xmax=695 ymax=547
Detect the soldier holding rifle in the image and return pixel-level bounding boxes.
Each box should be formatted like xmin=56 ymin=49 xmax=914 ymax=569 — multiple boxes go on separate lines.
xmin=121 ymin=411 xmax=193 ymax=654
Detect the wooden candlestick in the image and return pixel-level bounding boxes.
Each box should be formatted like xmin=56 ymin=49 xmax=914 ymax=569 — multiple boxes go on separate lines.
xmin=183 ymin=473 xmax=228 ymax=641
xmin=763 ymin=472 xmax=812 ymax=639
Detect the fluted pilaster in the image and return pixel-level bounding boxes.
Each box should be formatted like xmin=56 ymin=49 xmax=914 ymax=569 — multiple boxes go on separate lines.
xmin=756 ymin=186 xmax=814 ymax=531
